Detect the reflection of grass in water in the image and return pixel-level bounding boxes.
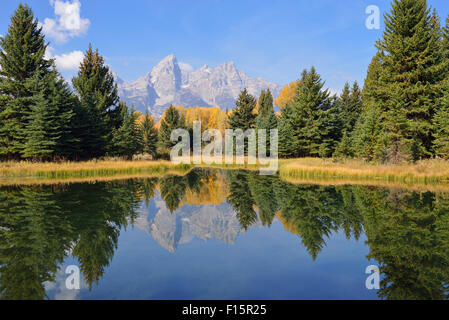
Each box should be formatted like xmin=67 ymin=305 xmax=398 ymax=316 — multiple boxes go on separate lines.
xmin=3 ymin=158 xmax=449 ymax=191
xmin=0 ymin=172 xmax=191 ymax=186
xmin=280 ymin=177 xmax=449 ymax=193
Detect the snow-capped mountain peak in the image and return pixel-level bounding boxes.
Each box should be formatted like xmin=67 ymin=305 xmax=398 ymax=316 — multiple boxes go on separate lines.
xmin=117 ymin=54 xmax=282 ymax=119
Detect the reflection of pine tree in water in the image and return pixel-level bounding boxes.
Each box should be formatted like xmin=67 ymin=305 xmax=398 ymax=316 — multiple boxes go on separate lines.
xmin=273 ymin=182 xmax=343 ymax=260
xmin=247 ymin=174 xmax=279 ymax=227
xmin=230 ymin=171 xmax=449 ymax=299
xmin=0 ymin=187 xmax=71 ymax=300
xmin=64 ymin=181 xmax=141 ymax=288
xmin=337 ymin=187 xmax=363 ymax=241
xmin=1 ymin=169 xmax=449 ymax=300
xmin=354 ymin=187 xmax=449 ymax=300
xmin=226 ymin=171 xmax=258 ymax=230
xmin=159 ymin=169 xmax=206 ymax=213
xmin=0 ymin=180 xmax=142 ymax=299
xmin=140 ymin=178 xmax=158 ymax=207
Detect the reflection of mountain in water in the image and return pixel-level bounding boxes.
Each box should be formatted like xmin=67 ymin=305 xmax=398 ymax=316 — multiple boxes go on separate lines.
xmin=135 ymin=192 xmax=252 ymax=252
xmin=3 ymin=169 xmax=449 ymax=300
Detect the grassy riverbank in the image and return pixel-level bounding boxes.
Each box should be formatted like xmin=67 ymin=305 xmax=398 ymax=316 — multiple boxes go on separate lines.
xmin=0 ymin=160 xmax=193 ymax=180
xmin=2 ymin=158 xmax=449 ymax=186
xmin=278 ymin=158 xmax=449 ymax=184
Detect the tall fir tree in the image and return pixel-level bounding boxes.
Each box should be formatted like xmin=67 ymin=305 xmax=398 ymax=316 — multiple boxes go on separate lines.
xmin=443 ymin=16 xmax=449 ymax=63
xmin=21 ymin=70 xmax=76 ymax=160
xmin=21 ymin=81 xmax=58 ymax=160
xmin=432 ymin=15 xmax=449 ymax=158
xmin=111 ymin=103 xmax=142 ymax=160
xmin=361 ymin=55 xmax=383 ymax=111
xmin=280 ymin=67 xmax=339 ymax=157
xmin=333 ymin=130 xmax=353 ymax=159
xmin=278 ymin=104 xmax=296 ymax=158
xmin=140 ymin=111 xmax=158 ymax=158
xmin=433 ymin=79 xmax=449 ymax=158
xmin=333 ymin=82 xmax=363 ymax=159
xmin=337 ymin=82 xmax=351 ymax=129
xmin=227 ymin=88 xmax=257 ymax=130
xmin=373 ymin=0 xmax=446 ymax=160
xmin=0 ymin=4 xmax=52 ymax=160
xmin=72 ymin=44 xmax=120 ymax=158
xmin=348 ymin=82 xmax=363 ymax=132
xmin=157 ymin=105 xmax=186 ymax=158
xmin=353 ymin=107 xmax=387 ymax=161
xmin=256 ymin=89 xmax=278 ymax=152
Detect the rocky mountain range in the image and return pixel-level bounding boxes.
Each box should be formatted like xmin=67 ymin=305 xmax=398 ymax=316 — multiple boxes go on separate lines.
xmin=115 ymin=54 xmax=282 ymax=119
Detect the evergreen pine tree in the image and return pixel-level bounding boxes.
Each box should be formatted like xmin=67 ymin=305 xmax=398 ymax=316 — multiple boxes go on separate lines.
xmin=227 ymin=88 xmax=257 ymax=130
xmin=72 ymin=44 xmax=120 ymax=158
xmin=338 ymin=82 xmax=351 ymax=130
xmin=443 ymin=16 xmax=449 ymax=62
xmin=333 ymin=130 xmax=353 ymax=159
xmin=348 ymin=82 xmax=363 ymax=131
xmin=353 ymin=107 xmax=387 ymax=161
xmin=21 ymin=70 xmax=76 ymax=160
xmin=21 ymin=84 xmax=58 ymax=160
xmin=433 ymin=79 xmax=449 ymax=158
xmin=383 ymin=89 xmax=414 ymax=162
xmin=374 ymin=0 xmax=446 ymax=159
xmin=288 ymin=67 xmax=339 ymax=157
xmin=278 ymin=104 xmax=296 ymax=158
xmin=111 ymin=104 xmax=142 ymax=160
xmin=157 ymin=105 xmax=185 ymax=158
xmin=362 ymin=55 xmax=383 ymax=111
xmin=256 ymin=89 xmax=278 ymax=152
xmin=0 ymin=4 xmax=52 ymax=160
xmin=333 ymin=81 xmax=363 ymax=159
xmin=140 ymin=111 xmax=158 ymax=158
xmin=227 ymin=88 xmax=257 ymax=156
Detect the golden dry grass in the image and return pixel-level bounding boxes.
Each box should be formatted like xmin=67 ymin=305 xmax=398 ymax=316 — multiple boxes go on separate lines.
xmin=278 ymin=158 xmax=449 ymax=184
xmin=2 ymin=158 xmax=449 ymax=189
xmin=0 ymin=160 xmax=192 ymax=180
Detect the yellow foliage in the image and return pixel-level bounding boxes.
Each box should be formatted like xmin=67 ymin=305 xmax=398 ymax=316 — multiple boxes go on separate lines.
xmin=183 ymin=172 xmax=229 ymax=205
xmin=155 ymin=105 xmax=185 ymax=129
xmin=156 ymin=105 xmax=229 ymax=134
xmin=135 ymin=111 xmax=156 ymax=126
xmin=274 ymin=80 xmax=300 ymax=108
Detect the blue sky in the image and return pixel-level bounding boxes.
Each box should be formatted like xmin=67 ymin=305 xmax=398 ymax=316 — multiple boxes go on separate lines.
xmin=1 ymin=0 xmax=448 ymax=93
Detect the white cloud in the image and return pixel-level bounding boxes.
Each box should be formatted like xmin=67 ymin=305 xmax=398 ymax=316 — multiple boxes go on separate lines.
xmin=179 ymin=62 xmax=193 ymax=73
xmin=41 ymin=0 xmax=90 ymax=44
xmin=54 ymin=50 xmax=84 ymax=70
xmin=46 ymin=46 xmax=84 ymax=70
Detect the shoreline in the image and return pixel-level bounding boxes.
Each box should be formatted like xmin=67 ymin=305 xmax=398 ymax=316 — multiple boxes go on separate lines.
xmin=2 ymin=158 xmax=449 ymax=188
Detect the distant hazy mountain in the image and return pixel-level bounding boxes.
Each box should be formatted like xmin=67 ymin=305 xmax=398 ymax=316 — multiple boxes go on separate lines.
xmin=115 ymin=54 xmax=282 ymax=119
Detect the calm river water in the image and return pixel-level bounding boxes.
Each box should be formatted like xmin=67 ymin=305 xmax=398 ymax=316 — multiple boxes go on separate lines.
xmin=1 ymin=168 xmax=448 ymax=300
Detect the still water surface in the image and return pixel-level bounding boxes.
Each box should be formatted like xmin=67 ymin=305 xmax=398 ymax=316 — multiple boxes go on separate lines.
xmin=1 ymin=168 xmax=448 ymax=300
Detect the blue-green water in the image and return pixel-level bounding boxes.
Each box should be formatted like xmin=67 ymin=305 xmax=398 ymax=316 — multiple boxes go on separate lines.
xmin=1 ymin=168 xmax=448 ymax=300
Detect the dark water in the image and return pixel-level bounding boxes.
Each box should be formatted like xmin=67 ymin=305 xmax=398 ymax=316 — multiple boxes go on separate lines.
xmin=1 ymin=168 xmax=448 ymax=300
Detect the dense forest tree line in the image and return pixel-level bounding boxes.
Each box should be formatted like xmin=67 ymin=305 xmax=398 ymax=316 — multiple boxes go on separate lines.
xmin=273 ymin=0 xmax=449 ymax=162
xmin=2 ymin=1 xmax=449 ymax=163
xmin=0 ymin=5 xmax=155 ymax=161
xmin=153 ymin=0 xmax=449 ymax=163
